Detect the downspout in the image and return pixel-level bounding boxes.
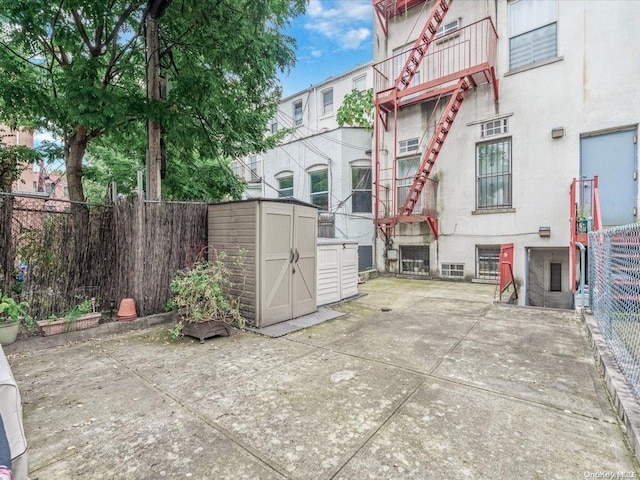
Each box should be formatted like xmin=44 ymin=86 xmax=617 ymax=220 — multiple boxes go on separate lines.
xmin=576 ymin=242 xmax=586 ymax=309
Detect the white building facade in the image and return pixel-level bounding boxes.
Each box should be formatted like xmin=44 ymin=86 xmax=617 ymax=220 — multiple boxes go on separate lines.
xmin=235 ymin=64 xmax=376 ymax=272
xmin=373 ymin=0 xmax=639 ymax=308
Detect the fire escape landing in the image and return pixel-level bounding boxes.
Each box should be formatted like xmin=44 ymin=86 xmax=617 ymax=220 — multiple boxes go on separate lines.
xmin=373 ymin=0 xmax=499 ymax=244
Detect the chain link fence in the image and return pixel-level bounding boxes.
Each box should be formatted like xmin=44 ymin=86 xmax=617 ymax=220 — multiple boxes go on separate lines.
xmin=589 ymin=223 xmax=640 ymax=399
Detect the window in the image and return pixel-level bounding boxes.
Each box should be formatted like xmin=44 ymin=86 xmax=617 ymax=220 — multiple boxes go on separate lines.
xmin=351 ymin=167 xmax=372 ymax=213
xmin=353 ymin=75 xmax=366 ymax=91
xmin=550 ymin=263 xmax=562 ymax=291
xmin=436 ymin=18 xmax=460 ymax=38
xmin=293 ymin=100 xmax=303 ymax=126
xmin=310 ymin=169 xmax=328 ymax=210
xmin=476 ymin=138 xmax=512 ymax=209
xmin=270 ymin=117 xmax=278 ymax=134
xmin=249 ymin=155 xmax=258 ymax=180
xmin=278 ymin=175 xmax=293 ymax=198
xmin=476 ymin=246 xmax=500 ymax=280
xmin=63 ymin=187 xmax=69 ymax=199
xmin=400 ymin=245 xmax=429 ymax=275
xmin=358 ymin=245 xmax=373 ymax=272
xmin=509 ymin=0 xmax=557 ymax=70
xmin=399 ymin=138 xmax=419 ymax=154
xmin=442 ymin=263 xmax=465 ymax=278
xmin=45 ymin=182 xmax=52 ymax=194
xmin=32 ymin=181 xmax=37 ymax=191
xmin=397 ymin=156 xmax=421 ymax=213
xmin=481 ymin=118 xmax=508 ymax=138
xmin=322 ymin=89 xmax=333 ymax=115
xmin=393 ymin=44 xmax=421 ymax=88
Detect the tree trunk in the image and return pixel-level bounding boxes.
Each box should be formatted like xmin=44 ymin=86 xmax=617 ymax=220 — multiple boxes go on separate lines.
xmin=0 ymin=195 xmax=14 ymax=295
xmin=65 ymin=127 xmax=90 ymax=296
xmin=66 ymin=126 xmax=88 ymax=205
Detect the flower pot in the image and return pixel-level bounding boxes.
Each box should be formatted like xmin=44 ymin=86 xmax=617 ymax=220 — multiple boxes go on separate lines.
xmin=37 ymin=312 xmax=102 ymax=336
xmin=0 ymin=320 xmax=20 ymax=345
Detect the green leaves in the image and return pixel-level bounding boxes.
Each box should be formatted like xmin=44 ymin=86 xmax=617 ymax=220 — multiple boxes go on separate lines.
xmin=1 ymin=0 xmax=307 ymax=203
xmin=337 ymin=88 xmax=374 ymax=130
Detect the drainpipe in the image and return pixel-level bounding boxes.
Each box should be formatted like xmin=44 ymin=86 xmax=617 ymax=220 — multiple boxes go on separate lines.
xmin=576 ymin=242 xmax=586 ymax=309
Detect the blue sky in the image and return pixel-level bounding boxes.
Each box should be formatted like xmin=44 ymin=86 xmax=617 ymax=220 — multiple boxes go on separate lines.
xmin=277 ymin=0 xmax=373 ymax=98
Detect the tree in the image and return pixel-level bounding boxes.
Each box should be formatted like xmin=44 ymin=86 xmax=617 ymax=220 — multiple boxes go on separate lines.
xmin=337 ymin=88 xmax=374 ymax=130
xmin=0 ymin=0 xmax=305 ymax=211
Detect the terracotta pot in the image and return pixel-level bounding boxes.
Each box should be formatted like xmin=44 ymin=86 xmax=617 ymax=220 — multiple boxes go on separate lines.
xmin=117 ymin=298 xmax=137 ymax=321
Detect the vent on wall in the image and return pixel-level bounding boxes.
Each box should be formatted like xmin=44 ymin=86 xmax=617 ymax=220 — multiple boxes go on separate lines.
xmin=441 ymin=263 xmax=464 ymax=278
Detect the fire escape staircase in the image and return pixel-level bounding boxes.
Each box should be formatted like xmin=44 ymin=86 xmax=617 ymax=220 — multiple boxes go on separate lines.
xmin=395 ymin=0 xmax=452 ymax=91
xmin=373 ymin=0 xmax=498 ymax=244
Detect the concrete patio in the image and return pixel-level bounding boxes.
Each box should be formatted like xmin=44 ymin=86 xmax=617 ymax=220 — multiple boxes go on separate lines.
xmin=6 ymin=277 xmax=639 ymax=479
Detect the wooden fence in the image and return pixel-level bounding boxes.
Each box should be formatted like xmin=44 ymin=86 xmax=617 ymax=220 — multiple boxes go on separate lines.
xmin=0 ymin=193 xmax=207 ymax=320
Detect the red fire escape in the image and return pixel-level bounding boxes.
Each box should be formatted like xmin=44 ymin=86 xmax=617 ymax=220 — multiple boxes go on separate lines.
xmin=569 ymin=177 xmax=602 ymax=294
xmin=373 ymin=0 xmax=499 ymax=245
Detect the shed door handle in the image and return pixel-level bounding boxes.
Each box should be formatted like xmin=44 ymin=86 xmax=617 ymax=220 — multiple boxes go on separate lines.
xmin=289 ymin=249 xmax=294 ymax=263
xmin=294 ymin=248 xmax=299 ymax=264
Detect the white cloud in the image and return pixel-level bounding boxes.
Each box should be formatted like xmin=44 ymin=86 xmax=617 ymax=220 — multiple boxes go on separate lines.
xmin=304 ymin=0 xmax=372 ymax=50
xmin=310 ymin=48 xmax=322 ymax=58
xmin=342 ymin=28 xmax=371 ymax=50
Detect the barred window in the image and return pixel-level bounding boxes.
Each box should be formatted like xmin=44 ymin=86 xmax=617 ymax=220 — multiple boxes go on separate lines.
xmin=476 ymin=138 xmax=512 ymax=209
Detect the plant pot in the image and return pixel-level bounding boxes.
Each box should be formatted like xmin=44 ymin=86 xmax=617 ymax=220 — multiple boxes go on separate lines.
xmin=181 ymin=319 xmax=231 ymax=344
xmin=37 ymin=312 xmax=102 ymax=336
xmin=0 ymin=320 xmax=20 ymax=345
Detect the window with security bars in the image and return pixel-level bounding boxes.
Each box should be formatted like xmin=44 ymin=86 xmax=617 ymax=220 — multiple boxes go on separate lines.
xmin=442 ymin=263 xmax=464 ymax=278
xmin=476 ymin=138 xmax=512 ymax=209
xmin=509 ymin=0 xmax=557 ymax=70
xmin=476 ymin=246 xmax=500 ymax=280
xmin=481 ymin=118 xmax=508 ymax=138
xmin=400 ymin=245 xmax=429 ymax=275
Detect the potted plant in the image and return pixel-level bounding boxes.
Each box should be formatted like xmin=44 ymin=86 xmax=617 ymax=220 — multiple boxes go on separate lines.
xmin=37 ymin=296 xmax=102 ymax=336
xmin=170 ymin=251 xmax=245 ymax=343
xmin=0 ymin=294 xmax=29 ymax=345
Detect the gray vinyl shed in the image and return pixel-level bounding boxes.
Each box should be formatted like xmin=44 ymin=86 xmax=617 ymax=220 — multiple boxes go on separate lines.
xmin=208 ymin=199 xmax=318 ymax=328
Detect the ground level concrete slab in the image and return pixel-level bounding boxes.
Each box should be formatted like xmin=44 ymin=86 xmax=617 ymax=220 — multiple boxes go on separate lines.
xmin=6 ymin=277 xmax=639 ymax=479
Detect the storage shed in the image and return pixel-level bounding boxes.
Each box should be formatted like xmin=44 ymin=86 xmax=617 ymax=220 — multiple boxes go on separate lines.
xmin=317 ymin=239 xmax=359 ymax=305
xmin=208 ymin=199 xmax=318 ymax=328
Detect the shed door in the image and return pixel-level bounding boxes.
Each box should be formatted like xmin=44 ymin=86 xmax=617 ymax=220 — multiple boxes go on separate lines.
xmin=260 ymin=203 xmax=294 ymax=327
xmin=292 ymin=206 xmax=317 ymax=318
xmin=581 ymin=129 xmax=637 ymax=226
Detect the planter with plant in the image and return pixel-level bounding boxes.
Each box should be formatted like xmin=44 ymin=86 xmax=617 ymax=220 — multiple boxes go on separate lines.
xmin=0 ymin=294 xmax=29 ymax=345
xmin=37 ymin=296 xmax=101 ymax=336
xmin=170 ymin=251 xmax=246 ymax=343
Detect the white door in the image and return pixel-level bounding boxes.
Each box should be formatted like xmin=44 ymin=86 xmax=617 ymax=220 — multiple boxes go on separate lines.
xmin=260 ymin=202 xmax=294 ymax=327
xmin=292 ymin=206 xmax=318 ymax=318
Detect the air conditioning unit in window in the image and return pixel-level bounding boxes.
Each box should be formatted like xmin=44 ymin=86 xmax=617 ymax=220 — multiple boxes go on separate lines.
xmin=435 ymin=18 xmax=460 ymax=44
